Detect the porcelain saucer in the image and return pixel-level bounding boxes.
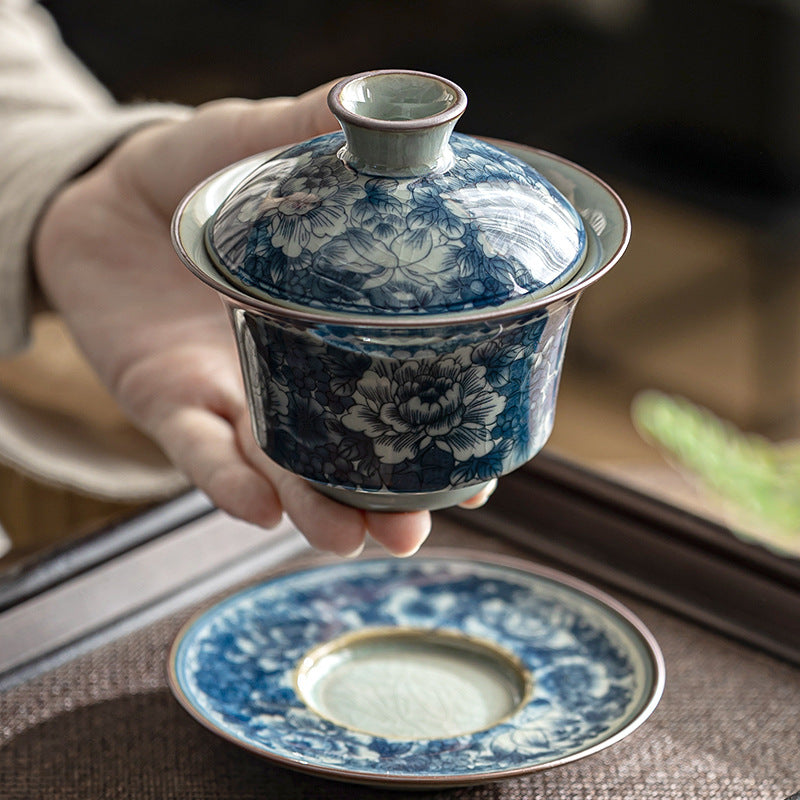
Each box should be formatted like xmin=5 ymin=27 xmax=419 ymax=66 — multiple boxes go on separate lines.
xmin=168 ymin=551 xmax=664 ymax=788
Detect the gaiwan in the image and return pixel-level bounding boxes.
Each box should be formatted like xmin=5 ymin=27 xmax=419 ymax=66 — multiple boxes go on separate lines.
xmin=172 ymin=69 xmax=629 ymax=511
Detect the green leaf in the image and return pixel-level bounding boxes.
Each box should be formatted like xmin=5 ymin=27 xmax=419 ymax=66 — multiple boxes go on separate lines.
xmin=631 ymin=391 xmax=800 ymax=549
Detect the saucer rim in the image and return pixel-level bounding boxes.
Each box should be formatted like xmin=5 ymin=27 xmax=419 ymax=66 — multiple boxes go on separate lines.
xmin=167 ymin=548 xmax=665 ymax=788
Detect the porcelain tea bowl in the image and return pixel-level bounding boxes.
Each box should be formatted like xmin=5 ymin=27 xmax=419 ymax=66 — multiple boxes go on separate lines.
xmin=172 ymin=70 xmax=630 ymax=511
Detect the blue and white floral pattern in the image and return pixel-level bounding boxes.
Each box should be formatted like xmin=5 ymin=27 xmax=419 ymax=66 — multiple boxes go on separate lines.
xmin=235 ymin=298 xmax=575 ymax=494
xmin=208 ymin=133 xmax=586 ymax=314
xmin=170 ymin=555 xmax=662 ymax=785
xmin=340 ymin=354 xmax=505 ymax=465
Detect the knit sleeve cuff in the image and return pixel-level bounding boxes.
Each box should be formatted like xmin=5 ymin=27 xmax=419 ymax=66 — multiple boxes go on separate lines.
xmin=0 ymin=103 xmax=190 ymax=355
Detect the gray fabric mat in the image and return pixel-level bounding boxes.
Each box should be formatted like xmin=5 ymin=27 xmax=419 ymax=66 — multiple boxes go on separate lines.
xmin=1 ymin=518 xmax=798 ymax=799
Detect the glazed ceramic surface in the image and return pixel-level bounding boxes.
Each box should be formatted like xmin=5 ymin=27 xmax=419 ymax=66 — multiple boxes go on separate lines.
xmin=207 ymin=132 xmax=587 ymax=314
xmin=168 ymin=552 xmax=664 ymax=788
xmin=172 ymin=71 xmax=630 ymax=510
xmin=231 ymin=298 xmax=573 ymax=507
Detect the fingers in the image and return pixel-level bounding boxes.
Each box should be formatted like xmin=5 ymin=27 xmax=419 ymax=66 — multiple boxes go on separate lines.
xmin=266 ymin=468 xmax=369 ymax=558
xmin=235 ymin=415 xmax=365 ymax=556
xmin=145 ymin=380 xmax=465 ymax=558
xmin=109 ymin=84 xmax=338 ymax=220
xmin=155 ymin=405 xmax=284 ymax=530
xmin=457 ymin=478 xmax=498 ymax=510
xmin=364 ymin=510 xmax=431 ymax=558
xmin=236 ymin=414 xmax=432 ymax=557
xmin=267 ymin=469 xmax=432 ymax=558
xmin=153 ymin=399 xmax=467 ymax=558
xmin=232 ymin=82 xmax=339 ymax=155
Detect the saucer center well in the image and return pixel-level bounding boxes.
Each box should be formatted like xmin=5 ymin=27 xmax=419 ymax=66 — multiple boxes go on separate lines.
xmin=295 ymin=627 xmax=532 ymax=741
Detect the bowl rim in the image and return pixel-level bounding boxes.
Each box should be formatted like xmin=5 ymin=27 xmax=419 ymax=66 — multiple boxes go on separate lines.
xmin=171 ymin=138 xmax=630 ymax=330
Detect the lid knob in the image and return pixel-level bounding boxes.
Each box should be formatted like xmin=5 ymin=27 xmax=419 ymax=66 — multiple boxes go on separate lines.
xmin=327 ymin=70 xmax=467 ymax=177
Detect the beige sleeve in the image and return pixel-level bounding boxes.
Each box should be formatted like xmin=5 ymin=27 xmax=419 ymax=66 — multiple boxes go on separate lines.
xmin=0 ymin=0 xmax=189 ymax=355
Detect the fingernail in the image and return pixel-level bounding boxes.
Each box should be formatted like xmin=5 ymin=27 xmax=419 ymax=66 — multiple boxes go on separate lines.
xmin=341 ymin=540 xmax=365 ymax=559
xmin=395 ymin=541 xmax=423 ymax=558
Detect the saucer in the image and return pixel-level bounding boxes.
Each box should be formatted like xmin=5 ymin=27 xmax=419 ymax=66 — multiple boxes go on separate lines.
xmin=168 ymin=551 xmax=664 ymax=788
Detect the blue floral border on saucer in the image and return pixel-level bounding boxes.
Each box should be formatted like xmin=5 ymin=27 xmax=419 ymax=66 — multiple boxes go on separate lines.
xmin=168 ymin=552 xmax=664 ymax=787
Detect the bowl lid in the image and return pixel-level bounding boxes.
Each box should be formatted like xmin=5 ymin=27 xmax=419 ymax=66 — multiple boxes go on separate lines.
xmin=205 ymin=70 xmax=587 ymax=317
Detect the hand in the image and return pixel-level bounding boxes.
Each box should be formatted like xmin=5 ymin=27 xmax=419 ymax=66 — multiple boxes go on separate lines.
xmin=33 ymin=84 xmax=496 ymax=557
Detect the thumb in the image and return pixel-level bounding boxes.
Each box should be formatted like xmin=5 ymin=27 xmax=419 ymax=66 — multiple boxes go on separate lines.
xmin=107 ymin=81 xmax=339 ymax=218
xmin=196 ymin=81 xmax=339 ymax=161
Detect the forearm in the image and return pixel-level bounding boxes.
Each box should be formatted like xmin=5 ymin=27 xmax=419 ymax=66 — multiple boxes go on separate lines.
xmin=0 ymin=0 xmax=187 ymax=354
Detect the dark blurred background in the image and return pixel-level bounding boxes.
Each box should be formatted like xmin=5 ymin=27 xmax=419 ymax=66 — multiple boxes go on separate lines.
xmin=41 ymin=0 xmax=800 ymax=212
xmin=42 ymin=0 xmax=800 ymax=430
xmin=2 ymin=0 xmax=799 ymax=559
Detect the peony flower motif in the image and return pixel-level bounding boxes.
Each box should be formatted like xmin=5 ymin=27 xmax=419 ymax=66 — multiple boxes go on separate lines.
xmin=259 ymin=161 xmax=365 ymax=258
xmin=308 ymin=224 xmax=453 ymax=311
xmin=489 ymin=720 xmax=558 ymax=758
xmin=341 ymin=355 xmax=505 ymax=464
xmin=477 ymin=597 xmax=577 ymax=649
xmin=535 ymin=657 xmax=615 ymax=706
xmin=210 ymin=130 xmax=586 ymax=318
